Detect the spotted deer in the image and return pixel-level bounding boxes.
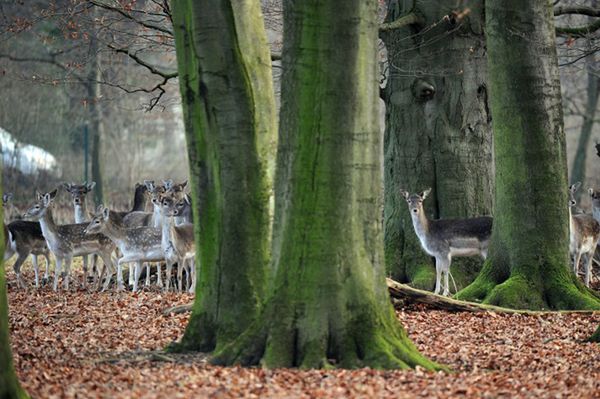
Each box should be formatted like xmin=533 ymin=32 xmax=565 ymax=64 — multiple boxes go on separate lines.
xmin=144 ymin=180 xmax=167 ymax=228
xmin=569 ymin=183 xmax=600 ymax=287
xmin=23 ymin=189 xmax=117 ymax=291
xmin=165 ymin=180 xmax=193 ymax=225
xmin=62 ymin=181 xmax=98 ymax=286
xmin=401 ymin=188 xmax=493 ymax=296
xmin=159 ymin=195 xmax=195 ymax=292
xmin=85 ymin=206 xmax=164 ymax=292
xmin=4 ymin=220 xmax=51 ymax=288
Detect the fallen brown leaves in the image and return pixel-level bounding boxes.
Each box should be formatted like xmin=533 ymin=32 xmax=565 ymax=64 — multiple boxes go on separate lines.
xmin=6 ymin=267 xmax=600 ymax=399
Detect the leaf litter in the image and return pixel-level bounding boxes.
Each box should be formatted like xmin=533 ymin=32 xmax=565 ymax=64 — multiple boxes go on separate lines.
xmin=6 ymin=266 xmax=600 ymax=398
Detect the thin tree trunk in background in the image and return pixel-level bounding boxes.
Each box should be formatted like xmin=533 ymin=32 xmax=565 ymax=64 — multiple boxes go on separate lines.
xmin=380 ymin=0 xmax=493 ymax=291
xmin=213 ymin=0 xmax=439 ymax=370
xmin=0 ymin=170 xmax=29 ymax=399
xmin=88 ymin=31 xmax=104 ymax=206
xmin=456 ymin=0 xmax=600 ymax=310
xmin=169 ymin=0 xmax=276 ymax=353
xmin=570 ymin=38 xmax=599 ymax=192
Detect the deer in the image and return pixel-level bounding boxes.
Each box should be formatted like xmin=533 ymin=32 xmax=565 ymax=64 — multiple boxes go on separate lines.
xmin=23 ymin=189 xmax=117 ymax=291
xmin=569 ymin=183 xmax=600 ymax=287
xmin=588 ymin=187 xmax=600 ymax=224
xmin=84 ymin=206 xmax=164 ymax=292
xmin=164 ymin=180 xmax=193 ymax=225
xmin=4 ymin=220 xmax=52 ymax=288
xmin=400 ymin=188 xmax=493 ymax=296
xmin=159 ymin=195 xmax=196 ymax=292
xmin=2 ymin=192 xmax=52 ymax=288
xmin=62 ymin=181 xmax=98 ymax=287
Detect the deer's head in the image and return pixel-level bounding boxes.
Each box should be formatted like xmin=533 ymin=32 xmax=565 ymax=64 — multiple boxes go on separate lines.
xmin=400 ymin=188 xmax=431 ymax=216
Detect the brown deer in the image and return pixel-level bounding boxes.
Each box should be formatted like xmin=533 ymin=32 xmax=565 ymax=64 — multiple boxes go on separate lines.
xmin=569 ymin=183 xmax=600 ymax=287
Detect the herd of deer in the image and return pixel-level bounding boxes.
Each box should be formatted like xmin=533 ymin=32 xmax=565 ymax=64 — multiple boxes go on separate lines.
xmin=3 ymin=180 xmax=195 ymax=293
xmin=401 ymin=183 xmax=600 ymax=296
xmin=3 ymin=179 xmax=599 ymax=298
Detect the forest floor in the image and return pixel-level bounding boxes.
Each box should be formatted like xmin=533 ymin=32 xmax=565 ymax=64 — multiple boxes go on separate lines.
xmin=6 ymin=264 xmax=600 ymax=399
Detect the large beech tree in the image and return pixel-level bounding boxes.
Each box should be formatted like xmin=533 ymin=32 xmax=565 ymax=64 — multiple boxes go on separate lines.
xmin=169 ymin=0 xmax=277 ymax=352
xmin=212 ymin=0 xmax=437 ymax=369
xmin=456 ymin=0 xmax=600 ymax=310
xmin=380 ymin=0 xmax=494 ymax=291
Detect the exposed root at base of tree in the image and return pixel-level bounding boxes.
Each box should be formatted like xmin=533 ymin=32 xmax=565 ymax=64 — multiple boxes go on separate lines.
xmin=455 ymin=272 xmax=600 ymax=311
xmin=589 ymin=325 xmax=600 ymax=342
xmin=164 ymin=279 xmax=599 ymax=316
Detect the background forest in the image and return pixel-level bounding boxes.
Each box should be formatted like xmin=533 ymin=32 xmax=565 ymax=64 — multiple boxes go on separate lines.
xmin=1 ymin=0 xmax=599 ymax=398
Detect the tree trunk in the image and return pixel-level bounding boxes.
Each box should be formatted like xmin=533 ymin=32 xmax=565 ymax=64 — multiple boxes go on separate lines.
xmin=590 ymin=325 xmax=600 ymax=342
xmin=0 ymin=173 xmax=29 ymax=398
xmin=169 ymin=0 xmax=276 ymax=352
xmin=212 ymin=0 xmax=439 ymax=370
xmin=88 ymin=32 xmax=104 ymax=207
xmin=380 ymin=0 xmax=493 ymax=291
xmin=570 ymin=39 xmax=599 ymax=192
xmin=456 ymin=0 xmax=600 ymax=310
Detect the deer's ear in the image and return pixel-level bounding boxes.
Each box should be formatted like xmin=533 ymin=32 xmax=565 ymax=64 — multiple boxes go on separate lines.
xmin=102 ymin=206 xmax=110 ymax=220
xmin=570 ymin=182 xmax=581 ymax=193
xmin=62 ymin=182 xmax=72 ymax=191
xmin=163 ymin=179 xmax=173 ymax=190
xmin=399 ymin=190 xmax=410 ymax=200
xmin=43 ymin=193 xmax=52 ymax=206
xmin=86 ymin=181 xmax=96 ymax=191
xmin=144 ymin=180 xmax=155 ymax=190
xmin=181 ymin=180 xmax=188 ymax=189
xmin=421 ymin=188 xmax=432 ymax=199
xmin=184 ymin=194 xmax=191 ymax=205
xmin=36 ymin=191 xmax=44 ymax=201
xmin=589 ymin=188 xmax=595 ymax=197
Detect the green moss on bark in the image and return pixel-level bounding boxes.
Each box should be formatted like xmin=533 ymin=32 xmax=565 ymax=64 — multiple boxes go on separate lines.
xmin=169 ymin=0 xmax=276 ymax=353
xmin=455 ymin=0 xmax=600 ymax=310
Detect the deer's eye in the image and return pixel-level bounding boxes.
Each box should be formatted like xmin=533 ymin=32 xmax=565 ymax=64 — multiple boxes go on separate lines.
xmin=34 ymin=205 xmax=40 ymax=209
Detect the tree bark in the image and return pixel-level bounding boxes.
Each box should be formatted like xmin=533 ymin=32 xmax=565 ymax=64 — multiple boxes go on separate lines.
xmin=169 ymin=0 xmax=276 ymax=352
xmin=88 ymin=32 xmax=104 ymax=207
xmin=212 ymin=0 xmax=439 ymax=370
xmin=590 ymin=325 xmax=600 ymax=342
xmin=570 ymin=29 xmax=599 ymax=192
xmin=456 ymin=0 xmax=600 ymax=310
xmin=380 ymin=0 xmax=493 ymax=291
xmin=0 ymin=173 xmax=29 ymax=398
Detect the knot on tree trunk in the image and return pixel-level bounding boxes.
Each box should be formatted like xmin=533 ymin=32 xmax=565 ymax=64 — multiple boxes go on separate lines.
xmin=412 ymin=79 xmax=435 ymax=102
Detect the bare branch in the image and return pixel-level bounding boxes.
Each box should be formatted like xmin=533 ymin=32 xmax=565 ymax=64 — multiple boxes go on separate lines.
xmin=556 ymin=18 xmax=600 ymax=37
xmin=379 ymin=12 xmax=423 ymax=32
xmin=89 ymin=0 xmax=172 ymax=36
xmin=106 ymin=44 xmax=177 ymax=79
xmin=554 ymin=6 xmax=600 ymax=17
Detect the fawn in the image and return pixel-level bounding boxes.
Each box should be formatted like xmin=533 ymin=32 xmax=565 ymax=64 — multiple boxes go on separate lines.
xmin=85 ymin=206 xmax=164 ymax=292
xmin=63 ymin=181 xmax=98 ymax=287
xmin=24 ymin=189 xmax=117 ymax=291
xmin=401 ymin=188 xmax=492 ymax=296
xmin=569 ymin=183 xmax=600 ymax=287
xmin=159 ymin=195 xmax=195 ymax=292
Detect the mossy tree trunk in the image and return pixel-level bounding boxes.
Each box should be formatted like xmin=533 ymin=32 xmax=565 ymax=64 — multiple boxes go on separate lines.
xmin=380 ymin=0 xmax=493 ymax=291
xmin=589 ymin=325 xmax=600 ymax=342
xmin=169 ymin=0 xmax=276 ymax=352
xmin=0 ymin=174 xmax=29 ymax=398
xmin=213 ymin=0 xmax=439 ymax=370
xmin=455 ymin=0 xmax=600 ymax=310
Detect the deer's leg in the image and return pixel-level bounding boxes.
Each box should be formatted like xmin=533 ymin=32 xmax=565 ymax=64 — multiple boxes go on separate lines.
xmin=99 ymin=252 xmax=115 ymax=292
xmin=43 ymin=253 xmax=50 ymax=284
xmin=12 ymin=252 xmax=28 ymax=289
xmin=188 ymin=259 xmax=196 ymax=294
xmin=81 ymin=255 xmax=88 ymax=288
xmin=116 ymin=259 xmax=125 ymax=291
xmin=574 ymin=250 xmax=582 ymax=275
xmin=128 ymin=264 xmax=134 ymax=287
xmin=165 ymin=261 xmax=173 ymax=292
xmin=133 ymin=261 xmax=143 ymax=293
xmin=443 ymin=264 xmax=451 ymax=296
xmin=63 ymin=257 xmax=73 ymax=290
xmin=434 ymin=257 xmax=442 ymax=295
xmin=32 ymin=255 xmax=39 ymax=288
xmin=54 ymin=257 xmax=63 ymax=291
xmin=145 ymin=262 xmax=151 ymax=287
xmin=177 ymin=259 xmax=184 ymax=292
xmin=584 ymin=252 xmax=594 ymax=287
xmin=156 ymin=262 xmax=163 ymax=288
